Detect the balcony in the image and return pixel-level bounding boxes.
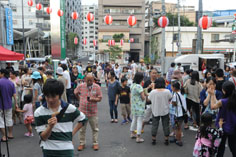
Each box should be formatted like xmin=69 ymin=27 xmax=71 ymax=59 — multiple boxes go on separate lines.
xmin=36 ymin=10 xmax=50 ymax=19
xmin=36 ymin=23 xmax=51 ymax=31
xmin=35 ymin=0 xmax=49 ymax=5
xmin=98 ymin=40 xmax=130 ymax=52
xmin=130 ymin=43 xmax=142 ymax=50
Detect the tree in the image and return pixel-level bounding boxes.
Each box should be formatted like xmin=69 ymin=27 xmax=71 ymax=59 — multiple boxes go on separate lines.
xmin=67 ymin=32 xmax=79 ymax=50
xmin=104 ymin=45 xmax=122 ymax=61
xmin=113 ymin=33 xmax=124 ymax=42
xmin=153 ymin=12 xmax=194 ymax=28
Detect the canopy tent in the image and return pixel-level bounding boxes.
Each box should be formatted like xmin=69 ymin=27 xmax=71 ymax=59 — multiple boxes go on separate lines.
xmin=0 ymin=46 xmax=24 ymax=61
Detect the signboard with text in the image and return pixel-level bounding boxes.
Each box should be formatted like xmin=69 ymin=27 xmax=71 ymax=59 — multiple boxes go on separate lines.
xmin=5 ymin=8 xmax=14 ymax=45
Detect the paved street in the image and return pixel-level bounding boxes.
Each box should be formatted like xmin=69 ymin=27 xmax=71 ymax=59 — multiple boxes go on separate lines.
xmin=0 ymin=87 xmax=231 ymax=157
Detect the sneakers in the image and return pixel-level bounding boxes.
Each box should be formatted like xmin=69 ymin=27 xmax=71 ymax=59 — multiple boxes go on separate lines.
xmin=127 ymin=117 xmax=132 ymax=122
xmin=30 ymin=133 xmax=34 ymax=137
xmin=24 ymin=132 xmax=30 ymax=137
xmin=121 ymin=120 xmax=128 ymax=125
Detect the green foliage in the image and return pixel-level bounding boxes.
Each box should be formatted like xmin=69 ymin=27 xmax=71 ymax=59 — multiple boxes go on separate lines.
xmin=153 ymin=12 xmax=194 ymax=27
xmin=67 ymin=32 xmax=79 ymax=50
xmin=144 ymin=56 xmax=151 ymax=64
xmin=104 ymin=45 xmax=122 ymax=61
xmin=113 ymin=33 xmax=124 ymax=42
xmin=212 ymin=21 xmax=218 ymax=27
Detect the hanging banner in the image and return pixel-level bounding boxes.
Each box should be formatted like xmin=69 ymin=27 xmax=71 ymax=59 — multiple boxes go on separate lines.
xmin=60 ymin=0 xmax=66 ymax=59
xmin=5 ymin=8 xmax=14 ymax=45
xmin=50 ymin=0 xmax=66 ymax=59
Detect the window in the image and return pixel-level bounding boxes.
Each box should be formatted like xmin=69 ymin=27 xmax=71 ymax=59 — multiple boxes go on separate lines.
xmin=103 ymin=35 xmax=112 ymax=40
xmin=134 ymin=38 xmax=139 ymax=43
xmin=29 ymin=20 xmax=33 ymax=25
xmin=11 ymin=6 xmax=17 ymax=12
xmin=28 ymin=7 xmax=31 ymax=12
xmin=13 ymin=20 xmax=17 ymax=25
xmin=104 ymin=9 xmax=110 ymax=13
xmin=173 ymin=33 xmax=179 ymax=42
xmin=211 ymin=34 xmax=219 ymax=42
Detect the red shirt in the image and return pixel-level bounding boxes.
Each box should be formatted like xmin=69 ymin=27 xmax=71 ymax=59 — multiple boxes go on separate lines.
xmin=74 ymin=83 xmax=102 ymax=117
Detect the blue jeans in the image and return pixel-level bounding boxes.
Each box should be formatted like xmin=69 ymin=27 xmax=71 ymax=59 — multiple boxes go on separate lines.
xmin=109 ymin=100 xmax=118 ymax=119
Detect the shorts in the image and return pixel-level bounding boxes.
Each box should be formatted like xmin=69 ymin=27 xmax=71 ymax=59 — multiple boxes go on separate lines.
xmin=143 ymin=105 xmax=152 ymax=122
xmin=0 ymin=109 xmax=13 ymax=128
xmin=175 ymin=116 xmax=184 ymax=128
xmin=120 ymin=103 xmax=131 ymax=117
xmin=24 ymin=116 xmax=34 ymax=124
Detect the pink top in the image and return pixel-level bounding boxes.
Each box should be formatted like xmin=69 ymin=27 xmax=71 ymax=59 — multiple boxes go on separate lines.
xmin=23 ymin=103 xmax=34 ymax=120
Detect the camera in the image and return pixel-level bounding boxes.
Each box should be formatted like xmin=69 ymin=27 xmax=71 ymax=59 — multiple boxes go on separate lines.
xmin=87 ymin=97 xmax=90 ymax=101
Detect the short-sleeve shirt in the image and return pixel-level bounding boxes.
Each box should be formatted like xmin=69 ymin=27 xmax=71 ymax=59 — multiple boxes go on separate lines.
xmin=108 ymin=80 xmax=119 ymax=101
xmin=33 ymin=83 xmax=42 ymax=102
xmin=23 ymin=103 xmax=33 ymax=120
xmin=34 ymin=101 xmax=87 ymax=157
xmin=171 ymin=92 xmax=187 ymax=117
xmin=74 ymin=83 xmax=102 ymax=117
xmin=0 ymin=78 xmax=16 ymax=110
xmin=130 ymin=83 xmax=145 ymax=116
xmin=86 ymin=66 xmax=92 ymax=73
xmin=148 ymin=89 xmax=172 ymax=117
xmin=117 ymin=86 xmax=130 ymax=104
xmin=63 ymin=71 xmax=71 ymax=89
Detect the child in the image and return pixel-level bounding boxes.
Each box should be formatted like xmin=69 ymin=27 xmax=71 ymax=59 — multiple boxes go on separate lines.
xmin=193 ymin=113 xmax=223 ymax=157
xmin=115 ymin=77 xmax=132 ymax=125
xmin=171 ymin=81 xmax=187 ymax=146
xmin=16 ymin=94 xmax=34 ymax=137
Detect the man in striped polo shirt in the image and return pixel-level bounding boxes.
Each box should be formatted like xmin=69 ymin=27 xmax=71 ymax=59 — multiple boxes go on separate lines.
xmin=34 ymin=79 xmax=87 ymax=157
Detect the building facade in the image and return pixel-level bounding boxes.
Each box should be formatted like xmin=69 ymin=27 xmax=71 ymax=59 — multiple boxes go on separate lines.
xmin=81 ymin=5 xmax=98 ymax=57
xmin=98 ymin=0 xmax=145 ymax=62
xmin=152 ymin=27 xmax=234 ymax=61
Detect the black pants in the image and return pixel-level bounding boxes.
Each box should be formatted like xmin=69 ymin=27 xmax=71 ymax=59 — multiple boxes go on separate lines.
xmin=66 ymin=89 xmax=71 ymax=104
xmin=217 ymin=133 xmax=236 ymax=157
xmin=186 ymin=98 xmax=200 ymax=126
xmin=109 ymin=100 xmax=118 ymax=119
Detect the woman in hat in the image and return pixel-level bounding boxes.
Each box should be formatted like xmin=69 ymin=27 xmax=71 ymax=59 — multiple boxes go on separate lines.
xmin=31 ymin=71 xmax=42 ymax=108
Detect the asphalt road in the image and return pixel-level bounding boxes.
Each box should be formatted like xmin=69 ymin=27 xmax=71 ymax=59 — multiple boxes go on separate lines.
xmin=0 ymin=87 xmax=232 ymax=157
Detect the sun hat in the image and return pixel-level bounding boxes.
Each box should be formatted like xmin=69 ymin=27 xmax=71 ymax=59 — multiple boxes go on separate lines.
xmin=31 ymin=71 xmax=42 ymax=79
xmin=57 ymin=67 xmax=64 ymax=75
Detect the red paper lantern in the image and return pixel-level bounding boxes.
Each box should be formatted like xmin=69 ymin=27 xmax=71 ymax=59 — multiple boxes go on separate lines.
xmin=104 ymin=14 xmax=113 ymax=25
xmin=120 ymin=39 xmax=124 ymax=46
xmin=57 ymin=9 xmax=63 ymax=17
xmin=93 ymin=40 xmax=97 ymax=47
xmin=27 ymin=0 xmax=33 ymax=7
xmin=71 ymin=12 xmax=79 ymax=20
xmin=158 ymin=16 xmax=169 ymax=28
xmin=127 ymin=15 xmax=137 ymax=27
xmin=36 ymin=3 xmax=42 ymax=10
xmin=83 ymin=38 xmax=87 ymax=45
xmin=199 ymin=15 xmax=212 ymax=30
xmin=87 ymin=12 xmax=94 ymax=22
xmin=74 ymin=37 xmax=78 ymax=45
xmin=129 ymin=38 xmax=134 ymax=43
xmin=46 ymin=7 xmax=52 ymax=14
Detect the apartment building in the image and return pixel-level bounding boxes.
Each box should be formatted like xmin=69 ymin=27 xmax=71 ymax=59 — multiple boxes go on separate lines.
xmin=98 ymin=0 xmax=145 ymax=62
xmin=81 ymin=5 xmax=98 ymax=56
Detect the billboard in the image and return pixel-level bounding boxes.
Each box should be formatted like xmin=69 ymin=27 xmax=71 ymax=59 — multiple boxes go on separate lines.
xmin=5 ymin=8 xmax=14 ymax=45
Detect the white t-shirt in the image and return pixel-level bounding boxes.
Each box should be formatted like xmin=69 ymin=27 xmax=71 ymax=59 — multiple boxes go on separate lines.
xmin=131 ymin=63 xmax=137 ymax=71
xmin=148 ymin=89 xmax=172 ymax=117
xmin=171 ymin=92 xmax=187 ymax=117
xmin=114 ymin=68 xmax=121 ymax=78
xmin=63 ymin=70 xmax=71 ymax=89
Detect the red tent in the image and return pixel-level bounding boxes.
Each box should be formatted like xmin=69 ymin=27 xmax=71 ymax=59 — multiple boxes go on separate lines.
xmin=0 ymin=46 xmax=24 ymax=61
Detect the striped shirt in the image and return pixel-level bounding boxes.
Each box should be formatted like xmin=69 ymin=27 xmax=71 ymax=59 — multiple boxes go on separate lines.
xmin=34 ymin=101 xmax=87 ymax=157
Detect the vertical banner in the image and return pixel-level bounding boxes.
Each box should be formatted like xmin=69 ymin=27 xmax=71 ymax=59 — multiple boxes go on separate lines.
xmin=50 ymin=0 xmax=61 ymax=59
xmin=5 ymin=8 xmax=14 ymax=45
xmin=60 ymin=0 xmax=66 ymax=59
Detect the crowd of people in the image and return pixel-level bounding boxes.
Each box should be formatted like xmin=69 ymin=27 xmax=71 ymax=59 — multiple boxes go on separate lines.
xmin=0 ymin=59 xmax=235 ymax=157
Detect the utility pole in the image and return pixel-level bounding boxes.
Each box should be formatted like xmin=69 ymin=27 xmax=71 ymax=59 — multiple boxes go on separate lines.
xmin=161 ymin=0 xmax=166 ymax=75
xmin=177 ymin=0 xmax=181 ymax=56
xmin=149 ymin=0 xmax=153 ymax=62
xmin=21 ymin=0 xmax=26 ymax=58
xmin=196 ymin=0 xmax=203 ymax=54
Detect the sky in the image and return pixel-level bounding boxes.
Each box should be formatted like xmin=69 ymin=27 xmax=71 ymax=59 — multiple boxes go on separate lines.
xmin=82 ymin=0 xmax=236 ymax=11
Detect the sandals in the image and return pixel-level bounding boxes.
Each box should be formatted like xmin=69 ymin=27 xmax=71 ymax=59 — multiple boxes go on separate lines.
xmin=110 ymin=119 xmax=114 ymax=123
xmin=8 ymin=136 xmax=14 ymax=139
xmin=1 ymin=138 xmax=7 ymax=142
xmin=152 ymin=139 xmax=156 ymax=145
xmin=136 ymin=137 xmax=144 ymax=143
